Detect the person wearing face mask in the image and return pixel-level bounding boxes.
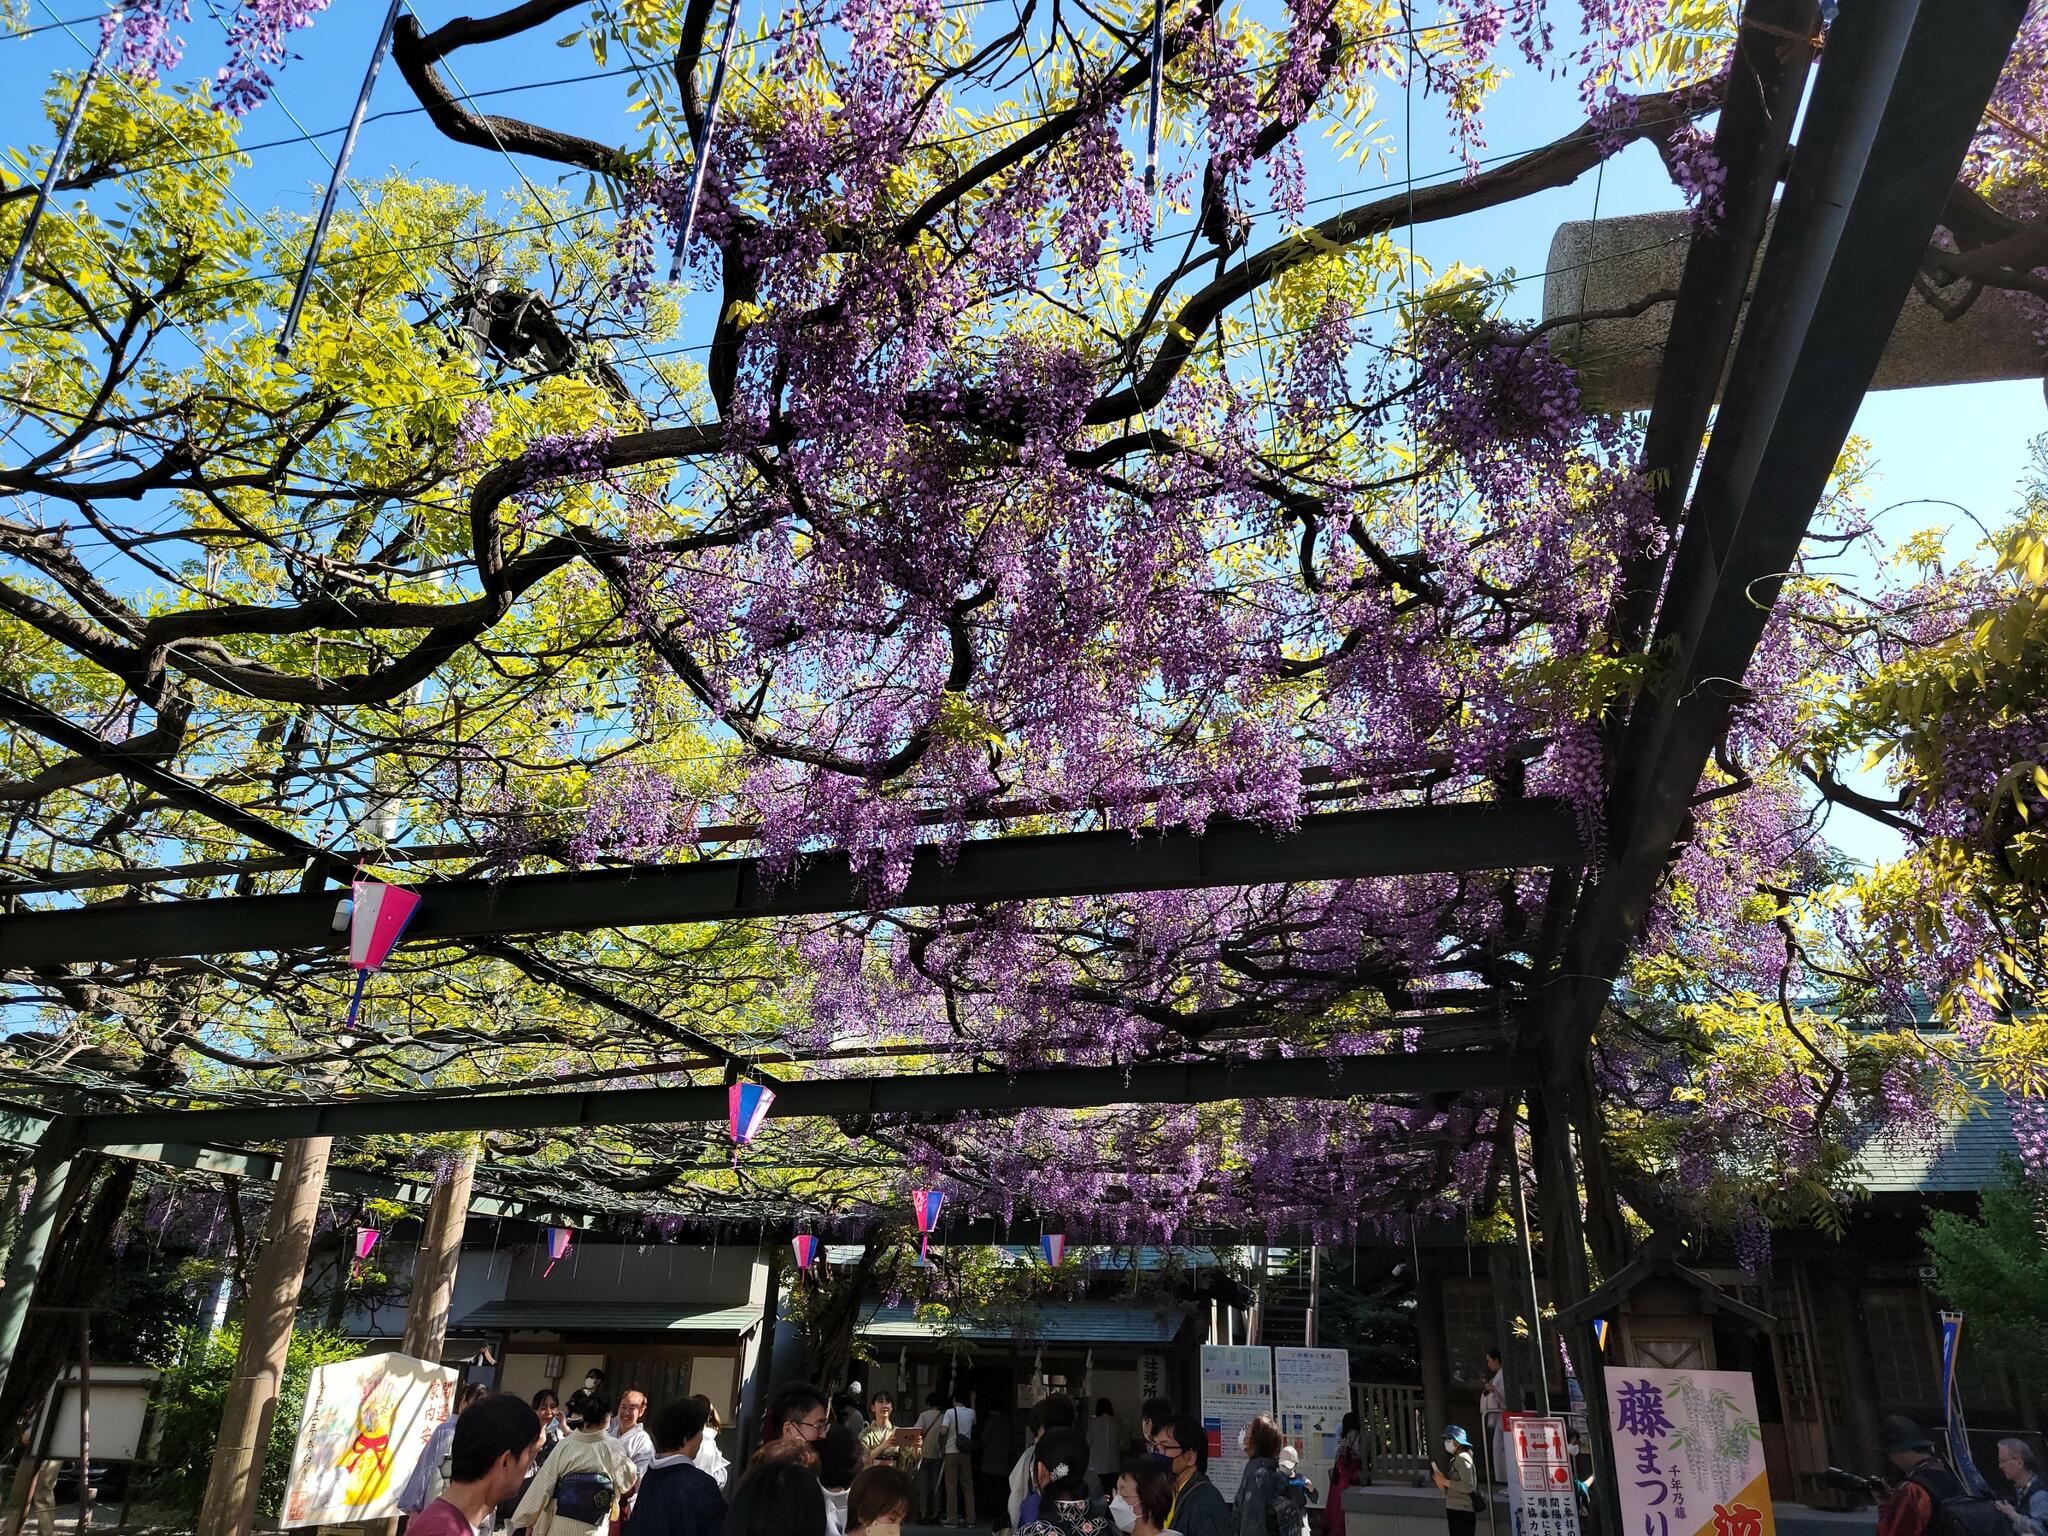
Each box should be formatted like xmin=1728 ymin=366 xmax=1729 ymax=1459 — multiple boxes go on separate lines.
xmin=846 ymin=1464 xmax=916 ymax=1536
xmin=1150 ymin=1416 xmax=1226 ymax=1536
xmin=1016 ymin=1429 xmax=1115 ymax=1536
xmin=1112 ymin=1457 xmax=1178 ymax=1536
xmin=566 ymin=1371 xmax=608 ymax=1432
xmin=1234 ymin=1418 xmax=1287 ymax=1536
xmin=1430 ymin=1426 xmax=1480 ymax=1536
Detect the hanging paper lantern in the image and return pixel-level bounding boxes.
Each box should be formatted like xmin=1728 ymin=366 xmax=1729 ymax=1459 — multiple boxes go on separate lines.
xmin=542 ymin=1226 xmax=574 ymax=1277
xmin=1040 ymin=1233 xmax=1066 ymax=1268
xmin=346 ymin=879 xmax=422 ymax=1026
xmin=728 ymin=1080 xmax=776 ymax=1164
xmin=1591 ymin=1318 xmax=1609 ymax=1353
xmin=911 ymin=1189 xmax=944 ymax=1263
xmin=792 ymin=1234 xmax=818 ymax=1270
xmin=351 ymin=1227 xmax=381 ymax=1281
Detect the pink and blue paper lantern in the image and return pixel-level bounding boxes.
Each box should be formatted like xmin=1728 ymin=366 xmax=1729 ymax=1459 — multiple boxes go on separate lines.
xmin=345 ymin=879 xmax=421 ymax=1026
xmin=792 ymin=1234 xmax=818 ymax=1270
xmin=542 ymin=1226 xmax=574 ymax=1277
xmin=911 ymin=1188 xmax=944 ymax=1262
xmin=1040 ymin=1233 xmax=1066 ymax=1267
xmin=728 ymin=1081 xmax=775 ymax=1161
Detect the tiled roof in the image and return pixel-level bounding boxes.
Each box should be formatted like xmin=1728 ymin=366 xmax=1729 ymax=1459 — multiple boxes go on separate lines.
xmin=456 ymin=1301 xmax=762 ymax=1333
xmin=858 ymin=1301 xmax=1191 ymax=1345
xmin=1855 ymin=1095 xmax=2020 ymax=1194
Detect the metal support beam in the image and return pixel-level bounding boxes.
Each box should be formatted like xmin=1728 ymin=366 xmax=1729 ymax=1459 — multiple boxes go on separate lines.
xmin=3 ymin=800 xmax=1580 ymax=967
xmin=72 ymin=1048 xmax=1534 ymax=1147
xmin=0 ymin=1129 xmax=72 ymax=1399
xmin=0 ymin=692 xmax=776 ymax=1075
xmin=0 ymin=1101 xmax=620 ymax=1225
xmin=1537 ymin=0 xmax=2027 ymax=1079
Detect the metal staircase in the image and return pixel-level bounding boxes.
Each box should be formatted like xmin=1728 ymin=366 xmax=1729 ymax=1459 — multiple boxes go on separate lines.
xmin=1255 ymin=1247 xmax=1320 ymax=1346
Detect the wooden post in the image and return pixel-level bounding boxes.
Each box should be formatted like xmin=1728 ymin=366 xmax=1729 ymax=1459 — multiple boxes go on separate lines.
xmin=76 ymin=1315 xmax=91 ymax=1526
xmin=400 ymin=1143 xmax=477 ymax=1365
xmin=380 ymin=1145 xmax=479 ymax=1536
xmin=196 ymin=1136 xmax=332 ymax=1536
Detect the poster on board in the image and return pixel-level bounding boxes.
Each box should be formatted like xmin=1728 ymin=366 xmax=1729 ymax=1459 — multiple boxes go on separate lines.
xmin=1605 ymin=1369 xmax=1773 ymax=1536
xmin=1199 ymin=1345 xmax=1274 ymax=1501
xmin=280 ymin=1352 xmax=459 ymax=1528
xmin=1503 ymin=1413 xmax=1581 ymax=1536
xmin=1273 ymin=1347 xmax=1350 ymax=1509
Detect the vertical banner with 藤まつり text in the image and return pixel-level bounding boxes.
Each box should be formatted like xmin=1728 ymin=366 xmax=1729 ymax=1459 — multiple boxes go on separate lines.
xmin=1200 ymin=1345 xmax=1275 ymax=1501
xmin=1606 ymin=1369 xmax=1773 ymax=1536
xmin=1273 ymin=1347 xmax=1350 ymax=1509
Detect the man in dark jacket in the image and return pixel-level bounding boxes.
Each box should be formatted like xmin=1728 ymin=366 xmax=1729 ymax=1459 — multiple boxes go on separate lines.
xmin=1877 ymin=1416 xmax=2005 ymax=1536
xmin=632 ymin=1398 xmax=728 ymax=1536
xmin=1155 ymin=1415 xmax=1229 ymax=1536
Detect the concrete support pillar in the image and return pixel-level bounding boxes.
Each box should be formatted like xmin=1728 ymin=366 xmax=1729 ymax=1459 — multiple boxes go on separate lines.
xmin=400 ymin=1143 xmax=477 ymax=1365
xmin=0 ymin=1135 xmax=74 ymax=1399
xmin=737 ymin=1241 xmax=786 ymax=1468
xmin=197 ymin=1136 xmax=332 ymax=1536
xmin=1533 ymin=1088 xmax=1622 ymax=1536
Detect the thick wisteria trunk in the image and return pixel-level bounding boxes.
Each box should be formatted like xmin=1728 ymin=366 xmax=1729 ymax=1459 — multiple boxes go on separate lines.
xmin=802 ymin=1245 xmax=889 ymax=1389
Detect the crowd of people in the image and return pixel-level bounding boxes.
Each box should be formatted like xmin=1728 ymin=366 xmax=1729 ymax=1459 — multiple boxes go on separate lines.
xmin=394 ymin=1381 xmax=1341 ymax=1536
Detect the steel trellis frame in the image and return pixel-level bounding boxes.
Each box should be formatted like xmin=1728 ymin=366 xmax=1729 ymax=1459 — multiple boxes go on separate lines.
xmin=0 ymin=797 xmax=1583 ymax=967
xmin=67 ymin=1047 xmax=1535 ymax=1146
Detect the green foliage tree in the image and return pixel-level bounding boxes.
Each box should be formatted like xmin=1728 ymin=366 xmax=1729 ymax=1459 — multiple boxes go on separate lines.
xmin=146 ymin=1322 xmax=358 ymax=1520
xmin=1923 ymin=1160 xmax=2048 ymax=1390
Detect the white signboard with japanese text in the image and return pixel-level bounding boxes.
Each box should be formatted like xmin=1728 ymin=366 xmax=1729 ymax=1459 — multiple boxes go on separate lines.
xmin=1504 ymin=1413 xmax=1581 ymax=1536
xmin=1606 ymin=1369 xmax=1774 ymax=1536
xmin=1273 ymin=1347 xmax=1350 ymax=1509
xmin=1199 ymin=1345 xmax=1274 ymax=1501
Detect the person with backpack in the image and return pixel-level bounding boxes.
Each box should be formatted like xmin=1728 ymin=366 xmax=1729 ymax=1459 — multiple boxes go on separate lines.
xmin=1274 ymin=1447 xmax=1315 ymax=1536
xmin=1234 ymin=1418 xmax=1296 ymax=1536
xmin=1877 ymin=1416 xmax=2008 ymax=1536
xmin=916 ymin=1393 xmax=951 ymax=1522
xmin=943 ymin=1388 xmax=980 ymax=1526
xmin=508 ymin=1391 xmax=638 ymax=1536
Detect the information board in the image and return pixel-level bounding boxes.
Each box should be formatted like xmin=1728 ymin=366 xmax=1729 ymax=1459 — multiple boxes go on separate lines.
xmin=1199 ymin=1345 xmax=1274 ymax=1501
xmin=1273 ymin=1347 xmax=1350 ymax=1509
xmin=1605 ymin=1369 xmax=1773 ymax=1536
xmin=1503 ymin=1413 xmax=1581 ymax=1536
